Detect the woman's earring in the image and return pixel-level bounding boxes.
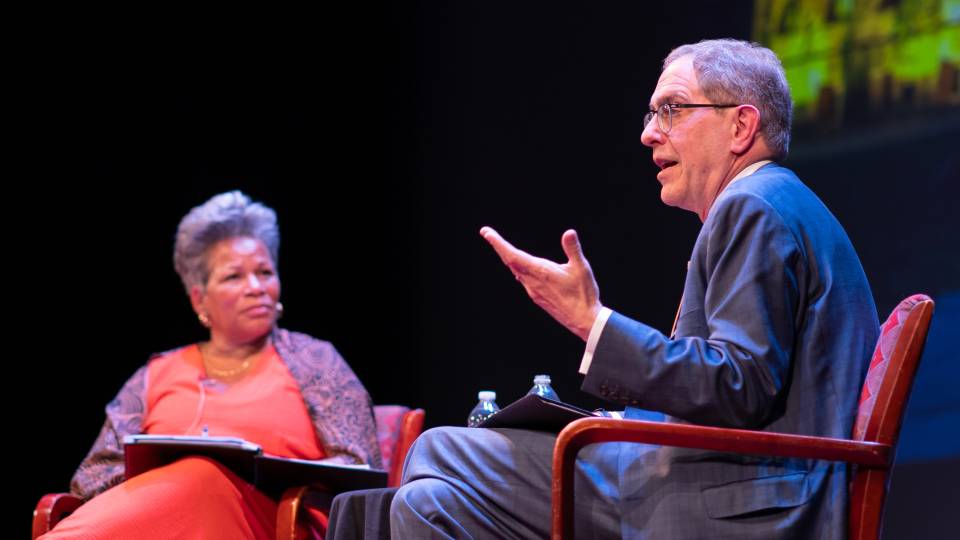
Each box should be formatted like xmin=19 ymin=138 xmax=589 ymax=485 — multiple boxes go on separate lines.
xmin=198 ymin=312 xmax=211 ymax=328
xmin=275 ymin=302 xmax=284 ymax=320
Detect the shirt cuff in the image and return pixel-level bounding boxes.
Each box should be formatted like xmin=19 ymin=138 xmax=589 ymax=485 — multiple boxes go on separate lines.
xmin=578 ymin=307 xmax=613 ymax=375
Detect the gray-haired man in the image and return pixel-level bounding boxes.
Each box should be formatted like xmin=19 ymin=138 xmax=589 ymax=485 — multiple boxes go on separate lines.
xmin=392 ymin=39 xmax=878 ymax=539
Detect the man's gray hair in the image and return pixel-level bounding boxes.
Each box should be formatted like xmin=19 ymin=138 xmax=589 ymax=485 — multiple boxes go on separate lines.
xmin=173 ymin=190 xmax=280 ymax=293
xmin=665 ymin=39 xmax=792 ymax=160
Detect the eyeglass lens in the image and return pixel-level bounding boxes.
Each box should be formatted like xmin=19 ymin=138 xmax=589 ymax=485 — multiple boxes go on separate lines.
xmin=643 ymin=104 xmax=672 ymax=133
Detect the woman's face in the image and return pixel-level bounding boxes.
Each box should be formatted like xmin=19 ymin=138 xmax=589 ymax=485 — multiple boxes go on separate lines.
xmin=191 ymin=236 xmax=281 ymax=346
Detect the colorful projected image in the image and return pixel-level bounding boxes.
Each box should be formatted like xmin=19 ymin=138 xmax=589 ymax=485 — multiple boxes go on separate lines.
xmin=754 ymin=0 xmax=960 ymax=131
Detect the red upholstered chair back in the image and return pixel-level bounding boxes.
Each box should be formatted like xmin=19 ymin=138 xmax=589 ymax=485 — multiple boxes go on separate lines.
xmin=849 ymin=294 xmax=934 ymax=538
xmin=373 ymin=405 xmax=425 ymax=487
xmin=853 ymin=294 xmax=933 ymax=443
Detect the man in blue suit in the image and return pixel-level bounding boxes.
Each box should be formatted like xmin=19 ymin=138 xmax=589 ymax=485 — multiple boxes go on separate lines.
xmin=391 ymin=39 xmax=879 ymax=539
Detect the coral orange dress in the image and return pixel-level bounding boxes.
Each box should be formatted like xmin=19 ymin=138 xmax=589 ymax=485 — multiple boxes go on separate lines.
xmin=43 ymin=344 xmax=329 ymax=539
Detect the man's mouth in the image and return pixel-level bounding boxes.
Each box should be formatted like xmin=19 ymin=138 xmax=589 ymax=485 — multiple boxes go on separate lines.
xmin=655 ymin=158 xmax=678 ymax=170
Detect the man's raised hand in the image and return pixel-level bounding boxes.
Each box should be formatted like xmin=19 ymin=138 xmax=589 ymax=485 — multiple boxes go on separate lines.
xmin=479 ymin=226 xmax=601 ymax=341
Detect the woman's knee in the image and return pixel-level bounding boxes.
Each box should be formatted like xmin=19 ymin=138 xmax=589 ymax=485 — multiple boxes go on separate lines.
xmin=152 ymin=456 xmax=242 ymax=496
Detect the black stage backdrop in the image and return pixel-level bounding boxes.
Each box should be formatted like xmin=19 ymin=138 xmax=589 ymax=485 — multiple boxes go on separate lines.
xmin=20 ymin=2 xmax=959 ymax=536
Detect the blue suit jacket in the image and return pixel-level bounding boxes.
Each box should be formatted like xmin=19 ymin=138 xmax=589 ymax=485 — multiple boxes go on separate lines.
xmin=582 ymin=164 xmax=879 ymax=539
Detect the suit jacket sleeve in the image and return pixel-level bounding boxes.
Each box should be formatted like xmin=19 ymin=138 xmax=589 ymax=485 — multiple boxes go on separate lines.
xmin=582 ymin=190 xmax=802 ymax=428
xmin=69 ymin=365 xmax=147 ymax=500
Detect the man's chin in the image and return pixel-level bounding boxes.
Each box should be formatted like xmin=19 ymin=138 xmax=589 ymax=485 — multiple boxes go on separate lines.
xmin=660 ymin=189 xmax=697 ymax=215
xmin=659 ymin=188 xmax=681 ymax=208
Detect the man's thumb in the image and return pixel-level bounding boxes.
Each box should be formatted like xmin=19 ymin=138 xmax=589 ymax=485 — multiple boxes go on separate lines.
xmin=561 ymin=229 xmax=586 ymax=264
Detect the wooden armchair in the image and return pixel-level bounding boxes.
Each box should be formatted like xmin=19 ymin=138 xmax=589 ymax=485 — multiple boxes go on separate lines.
xmin=32 ymin=405 xmax=425 ymax=540
xmin=552 ymin=294 xmax=934 ymax=540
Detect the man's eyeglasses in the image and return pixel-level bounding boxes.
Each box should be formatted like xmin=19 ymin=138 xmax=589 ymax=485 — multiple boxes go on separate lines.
xmin=643 ymin=103 xmax=739 ymax=134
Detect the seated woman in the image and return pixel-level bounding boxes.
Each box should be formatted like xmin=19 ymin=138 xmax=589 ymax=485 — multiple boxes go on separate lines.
xmin=42 ymin=191 xmax=381 ymax=539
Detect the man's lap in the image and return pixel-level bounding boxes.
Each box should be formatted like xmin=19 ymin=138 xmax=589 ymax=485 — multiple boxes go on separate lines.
xmin=391 ymin=426 xmax=637 ymax=539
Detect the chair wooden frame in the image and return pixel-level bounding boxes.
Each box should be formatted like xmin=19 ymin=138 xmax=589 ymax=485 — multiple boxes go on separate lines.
xmin=551 ymin=296 xmax=934 ymax=540
xmin=32 ymin=493 xmax=83 ymax=539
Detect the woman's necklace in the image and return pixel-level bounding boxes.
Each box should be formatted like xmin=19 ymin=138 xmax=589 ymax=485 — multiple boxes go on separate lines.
xmin=200 ymin=345 xmax=255 ymax=379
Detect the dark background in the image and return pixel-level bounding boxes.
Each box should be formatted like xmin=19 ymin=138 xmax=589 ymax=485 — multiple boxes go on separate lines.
xmin=21 ymin=2 xmax=959 ymax=537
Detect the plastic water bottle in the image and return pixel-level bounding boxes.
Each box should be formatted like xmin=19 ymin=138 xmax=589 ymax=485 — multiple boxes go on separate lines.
xmin=527 ymin=374 xmax=561 ymax=402
xmin=467 ymin=391 xmax=500 ymax=427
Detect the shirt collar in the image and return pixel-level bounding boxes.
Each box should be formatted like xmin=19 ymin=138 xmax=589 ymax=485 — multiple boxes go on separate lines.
xmin=728 ymin=159 xmax=772 ymax=186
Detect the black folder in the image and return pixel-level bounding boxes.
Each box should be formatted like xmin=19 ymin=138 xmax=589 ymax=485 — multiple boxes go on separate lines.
xmin=477 ymin=394 xmax=598 ymax=432
xmin=123 ymin=434 xmax=387 ymax=497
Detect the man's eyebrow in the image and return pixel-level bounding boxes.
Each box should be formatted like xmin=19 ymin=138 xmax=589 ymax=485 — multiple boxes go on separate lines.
xmin=650 ymin=92 xmax=686 ymax=109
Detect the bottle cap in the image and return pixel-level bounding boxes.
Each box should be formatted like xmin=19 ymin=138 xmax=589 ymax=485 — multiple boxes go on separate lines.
xmin=478 ymin=390 xmax=497 ymax=400
xmin=533 ymin=374 xmax=551 ymax=385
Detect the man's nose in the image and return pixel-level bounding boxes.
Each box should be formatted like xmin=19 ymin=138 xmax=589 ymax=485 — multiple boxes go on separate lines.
xmin=641 ymin=118 xmax=663 ymax=147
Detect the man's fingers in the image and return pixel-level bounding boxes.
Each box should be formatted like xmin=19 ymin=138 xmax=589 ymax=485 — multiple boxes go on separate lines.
xmin=561 ymin=229 xmax=588 ymax=266
xmin=479 ymin=226 xmax=516 ymax=261
xmin=480 ymin=226 xmax=535 ymax=272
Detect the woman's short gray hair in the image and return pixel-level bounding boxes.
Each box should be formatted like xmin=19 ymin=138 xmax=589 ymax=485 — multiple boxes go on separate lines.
xmin=664 ymin=39 xmax=792 ymax=160
xmin=173 ymin=190 xmax=280 ymax=293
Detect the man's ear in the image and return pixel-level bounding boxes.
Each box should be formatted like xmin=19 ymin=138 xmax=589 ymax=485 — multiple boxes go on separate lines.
xmin=730 ymin=104 xmax=761 ymax=155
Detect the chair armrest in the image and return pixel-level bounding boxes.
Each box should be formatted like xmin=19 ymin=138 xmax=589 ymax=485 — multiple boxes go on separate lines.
xmin=556 ymin=417 xmax=890 ymax=466
xmin=551 ymin=418 xmax=891 ymax=540
xmin=276 ymin=486 xmax=335 ymax=540
xmin=276 ymin=486 xmax=308 ymax=540
xmin=32 ymin=493 xmax=83 ymax=539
